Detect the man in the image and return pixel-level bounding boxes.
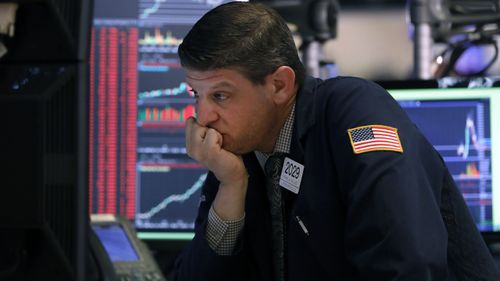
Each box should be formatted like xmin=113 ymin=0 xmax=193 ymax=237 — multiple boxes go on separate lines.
xmin=173 ymin=2 xmax=500 ymax=280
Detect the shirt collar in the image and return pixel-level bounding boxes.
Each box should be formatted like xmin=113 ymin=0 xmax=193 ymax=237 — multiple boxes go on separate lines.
xmin=255 ymin=103 xmax=296 ymax=168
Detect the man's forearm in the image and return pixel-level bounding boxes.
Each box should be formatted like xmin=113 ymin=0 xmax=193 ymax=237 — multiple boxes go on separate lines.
xmin=212 ymin=179 xmax=248 ymax=221
xmin=206 ymin=205 xmax=245 ymax=255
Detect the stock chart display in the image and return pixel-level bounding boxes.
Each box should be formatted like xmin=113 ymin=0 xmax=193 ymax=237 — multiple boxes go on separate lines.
xmin=389 ymin=87 xmax=500 ymax=232
xmin=89 ymin=0 xmax=243 ymax=233
xmin=399 ymin=99 xmax=492 ymax=229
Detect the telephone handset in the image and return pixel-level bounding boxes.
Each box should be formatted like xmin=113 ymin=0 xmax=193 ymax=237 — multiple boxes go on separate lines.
xmin=88 ymin=226 xmax=119 ymax=281
xmin=89 ymin=214 xmax=166 ymax=281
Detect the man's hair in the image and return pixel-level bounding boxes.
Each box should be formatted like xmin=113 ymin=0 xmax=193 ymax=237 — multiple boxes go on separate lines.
xmin=178 ymin=2 xmax=305 ymax=87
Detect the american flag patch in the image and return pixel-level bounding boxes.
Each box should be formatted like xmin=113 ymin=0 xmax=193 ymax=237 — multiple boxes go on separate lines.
xmin=348 ymin=125 xmax=403 ymax=154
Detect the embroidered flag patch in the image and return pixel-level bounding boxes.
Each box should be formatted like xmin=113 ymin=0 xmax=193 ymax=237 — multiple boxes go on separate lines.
xmin=348 ymin=125 xmax=403 ymax=154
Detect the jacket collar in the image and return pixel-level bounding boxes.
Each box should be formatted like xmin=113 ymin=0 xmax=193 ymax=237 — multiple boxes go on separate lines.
xmin=289 ymin=76 xmax=320 ymax=163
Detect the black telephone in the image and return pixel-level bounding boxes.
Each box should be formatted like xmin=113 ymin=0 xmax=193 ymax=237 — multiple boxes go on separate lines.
xmin=89 ymin=214 xmax=166 ymax=281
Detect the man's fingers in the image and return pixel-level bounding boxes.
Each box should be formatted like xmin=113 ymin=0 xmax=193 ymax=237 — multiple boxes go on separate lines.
xmin=186 ymin=117 xmax=208 ymax=140
xmin=185 ymin=117 xmax=196 ymax=146
xmin=203 ymin=128 xmax=222 ymax=148
xmin=185 ymin=117 xmax=208 ymax=160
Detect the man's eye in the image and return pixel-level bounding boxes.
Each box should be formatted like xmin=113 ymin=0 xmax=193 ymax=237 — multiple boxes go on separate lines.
xmin=213 ymin=92 xmax=228 ymax=101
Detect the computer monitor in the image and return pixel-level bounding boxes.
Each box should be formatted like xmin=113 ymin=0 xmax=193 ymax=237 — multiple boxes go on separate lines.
xmin=0 ymin=1 xmax=93 ymax=280
xmin=89 ymin=0 xmax=247 ymax=241
xmin=378 ymin=77 xmax=500 ymax=235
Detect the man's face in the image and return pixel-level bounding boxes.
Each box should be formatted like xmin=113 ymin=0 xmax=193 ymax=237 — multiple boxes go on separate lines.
xmin=185 ymin=68 xmax=280 ymax=155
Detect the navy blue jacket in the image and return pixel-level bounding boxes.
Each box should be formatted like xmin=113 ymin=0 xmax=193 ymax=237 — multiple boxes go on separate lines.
xmin=174 ymin=76 xmax=500 ymax=280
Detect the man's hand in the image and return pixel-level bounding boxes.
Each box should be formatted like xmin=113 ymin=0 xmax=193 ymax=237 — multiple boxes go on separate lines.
xmin=185 ymin=117 xmax=248 ymax=220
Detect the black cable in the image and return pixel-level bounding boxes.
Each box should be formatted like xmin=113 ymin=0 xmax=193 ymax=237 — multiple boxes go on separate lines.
xmin=435 ymin=35 xmax=499 ymax=78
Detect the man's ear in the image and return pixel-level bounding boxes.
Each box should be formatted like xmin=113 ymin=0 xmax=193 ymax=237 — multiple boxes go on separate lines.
xmin=267 ymin=66 xmax=297 ymax=105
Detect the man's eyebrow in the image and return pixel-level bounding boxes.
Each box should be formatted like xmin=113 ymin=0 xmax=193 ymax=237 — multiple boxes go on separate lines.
xmin=209 ymin=81 xmax=235 ymax=90
xmin=187 ymin=81 xmax=235 ymax=95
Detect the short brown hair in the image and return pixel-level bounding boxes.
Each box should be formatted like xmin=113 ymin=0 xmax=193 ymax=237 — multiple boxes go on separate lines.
xmin=178 ymin=2 xmax=305 ymax=87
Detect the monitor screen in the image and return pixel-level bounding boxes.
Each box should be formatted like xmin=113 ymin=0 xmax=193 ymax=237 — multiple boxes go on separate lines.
xmin=378 ymin=78 xmax=500 ymax=232
xmin=0 ymin=1 xmax=92 ymax=280
xmin=89 ymin=0 xmax=247 ymax=240
xmin=93 ymin=224 xmax=140 ymax=262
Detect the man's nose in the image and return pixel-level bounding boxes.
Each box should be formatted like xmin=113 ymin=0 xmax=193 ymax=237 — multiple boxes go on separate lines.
xmin=196 ymin=100 xmax=218 ymax=126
